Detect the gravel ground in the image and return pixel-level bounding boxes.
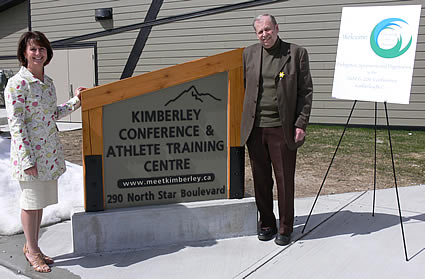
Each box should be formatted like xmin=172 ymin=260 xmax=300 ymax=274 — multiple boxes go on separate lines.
xmin=59 ymin=129 xmax=415 ymax=199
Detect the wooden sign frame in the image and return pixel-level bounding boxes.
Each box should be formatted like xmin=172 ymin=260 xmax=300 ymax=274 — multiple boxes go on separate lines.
xmin=81 ymin=49 xmax=245 ymax=211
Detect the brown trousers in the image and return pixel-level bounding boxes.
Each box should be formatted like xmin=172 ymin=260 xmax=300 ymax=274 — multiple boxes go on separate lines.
xmin=247 ymin=126 xmax=297 ymax=235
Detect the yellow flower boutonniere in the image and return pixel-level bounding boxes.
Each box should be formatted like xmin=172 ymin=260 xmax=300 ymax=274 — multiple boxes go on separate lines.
xmin=279 ymin=71 xmax=285 ymax=80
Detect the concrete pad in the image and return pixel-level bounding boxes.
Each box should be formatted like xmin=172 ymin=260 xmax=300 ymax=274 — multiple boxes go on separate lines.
xmin=61 ymin=194 xmax=362 ymax=278
xmin=236 ymin=190 xmax=368 ymax=278
xmin=243 ymin=186 xmax=425 ymax=279
xmin=1 ymin=186 xmax=425 ymax=279
xmin=50 ymin=235 xmax=280 ymax=279
xmin=0 ymin=266 xmax=28 ymax=279
xmin=294 ymin=190 xmax=366 ymax=233
xmin=71 ymin=198 xmax=257 ymax=255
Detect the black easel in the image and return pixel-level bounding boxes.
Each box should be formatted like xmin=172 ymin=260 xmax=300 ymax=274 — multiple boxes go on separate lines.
xmin=301 ymin=101 xmax=409 ymax=261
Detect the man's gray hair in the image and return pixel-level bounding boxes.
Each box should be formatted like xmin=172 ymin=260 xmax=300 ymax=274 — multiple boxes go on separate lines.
xmin=252 ymin=14 xmax=278 ymax=29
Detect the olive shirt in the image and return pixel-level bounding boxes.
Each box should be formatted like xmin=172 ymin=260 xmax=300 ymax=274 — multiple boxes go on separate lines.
xmin=5 ymin=66 xmax=81 ymax=181
xmin=255 ymin=39 xmax=283 ymax=128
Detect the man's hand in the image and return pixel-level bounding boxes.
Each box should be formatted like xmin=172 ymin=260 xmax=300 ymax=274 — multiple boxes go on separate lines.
xmin=294 ymin=128 xmax=306 ymax=143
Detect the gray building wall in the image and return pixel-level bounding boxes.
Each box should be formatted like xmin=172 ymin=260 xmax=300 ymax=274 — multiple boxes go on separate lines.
xmin=1 ymin=0 xmax=424 ymax=127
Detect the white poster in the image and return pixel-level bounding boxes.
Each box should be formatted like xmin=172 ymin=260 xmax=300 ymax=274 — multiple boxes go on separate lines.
xmin=332 ymin=5 xmax=421 ymax=104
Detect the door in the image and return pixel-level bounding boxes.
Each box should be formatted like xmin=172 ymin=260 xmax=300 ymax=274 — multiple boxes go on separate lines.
xmin=46 ymin=47 xmax=95 ymax=122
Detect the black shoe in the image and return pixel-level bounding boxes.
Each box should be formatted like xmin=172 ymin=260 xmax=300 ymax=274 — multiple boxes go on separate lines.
xmin=258 ymin=227 xmax=277 ymax=241
xmin=275 ymin=233 xmax=291 ymax=246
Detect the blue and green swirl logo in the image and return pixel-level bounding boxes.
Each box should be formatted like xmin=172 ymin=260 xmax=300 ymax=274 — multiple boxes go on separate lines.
xmin=370 ymin=18 xmax=412 ymax=58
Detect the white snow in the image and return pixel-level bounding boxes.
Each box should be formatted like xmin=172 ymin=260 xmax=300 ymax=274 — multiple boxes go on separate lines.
xmin=0 ymin=136 xmax=83 ymax=235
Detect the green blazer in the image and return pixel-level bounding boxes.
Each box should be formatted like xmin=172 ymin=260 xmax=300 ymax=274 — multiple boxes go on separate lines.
xmin=240 ymin=39 xmax=313 ymax=150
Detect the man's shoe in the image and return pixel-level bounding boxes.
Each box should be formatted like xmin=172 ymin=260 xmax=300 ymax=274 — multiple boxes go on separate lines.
xmin=258 ymin=227 xmax=277 ymax=241
xmin=275 ymin=233 xmax=291 ymax=246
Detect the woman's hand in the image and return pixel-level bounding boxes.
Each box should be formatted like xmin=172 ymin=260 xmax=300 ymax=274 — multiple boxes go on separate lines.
xmin=24 ymin=165 xmax=38 ymax=177
xmin=74 ymin=86 xmax=87 ymax=101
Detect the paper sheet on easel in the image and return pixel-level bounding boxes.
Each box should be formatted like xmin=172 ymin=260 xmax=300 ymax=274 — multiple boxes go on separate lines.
xmin=332 ymin=5 xmax=421 ymax=104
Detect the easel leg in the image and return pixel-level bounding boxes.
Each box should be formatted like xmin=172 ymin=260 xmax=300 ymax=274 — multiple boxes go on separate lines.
xmin=384 ymin=102 xmax=409 ymax=261
xmin=372 ymin=102 xmax=377 ymax=216
xmin=302 ymin=100 xmax=357 ymax=233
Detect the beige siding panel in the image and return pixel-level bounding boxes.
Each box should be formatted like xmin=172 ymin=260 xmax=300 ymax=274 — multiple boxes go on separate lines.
xmin=0 ymin=2 xmax=28 ymax=56
xmin=411 ymin=86 xmax=425 ymax=95
xmin=150 ymin=25 xmax=254 ymax=37
xmin=28 ymin=0 xmax=425 ymax=127
xmin=0 ymin=59 xmax=20 ymax=75
xmin=31 ymin=0 xmax=243 ymax=13
xmin=31 ymin=0 xmax=151 ymax=13
xmin=267 ymin=0 xmax=419 ymax=10
xmin=31 ymin=1 xmax=149 ymax=40
xmin=146 ymin=34 xmax=251 ymax=45
xmin=135 ymin=56 xmax=204 ymax=66
xmin=158 ymin=17 xmax=254 ymax=29
xmin=308 ymin=46 xmax=339 ymax=55
xmin=98 ymin=39 xmax=243 ymax=50
xmin=311 ymin=62 xmax=337 ymax=70
xmin=31 ymin=3 xmax=150 ymax=16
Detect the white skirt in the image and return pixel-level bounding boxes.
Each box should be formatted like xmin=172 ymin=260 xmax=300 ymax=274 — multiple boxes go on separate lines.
xmin=19 ymin=180 xmax=58 ymax=210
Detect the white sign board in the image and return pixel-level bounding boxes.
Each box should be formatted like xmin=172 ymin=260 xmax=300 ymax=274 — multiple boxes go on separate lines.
xmin=102 ymin=72 xmax=228 ymax=209
xmin=332 ymin=5 xmax=421 ymax=104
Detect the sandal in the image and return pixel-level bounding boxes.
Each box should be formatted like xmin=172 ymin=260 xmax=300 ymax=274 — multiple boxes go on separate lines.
xmin=24 ymin=250 xmax=51 ymax=273
xmin=40 ymin=251 xmax=54 ymax=265
xmin=24 ymin=244 xmax=54 ymax=265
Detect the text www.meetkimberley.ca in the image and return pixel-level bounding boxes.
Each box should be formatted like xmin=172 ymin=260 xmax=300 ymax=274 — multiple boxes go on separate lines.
xmin=118 ymin=173 xmax=215 ymax=188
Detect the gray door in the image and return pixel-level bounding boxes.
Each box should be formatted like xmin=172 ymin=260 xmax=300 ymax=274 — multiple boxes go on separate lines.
xmin=46 ymin=47 xmax=95 ymax=122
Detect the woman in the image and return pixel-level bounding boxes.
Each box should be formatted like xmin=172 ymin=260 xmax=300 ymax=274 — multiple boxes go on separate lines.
xmin=4 ymin=31 xmax=86 ymax=273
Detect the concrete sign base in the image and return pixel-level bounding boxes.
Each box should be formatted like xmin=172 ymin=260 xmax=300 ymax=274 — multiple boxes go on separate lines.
xmin=71 ymin=197 xmax=257 ymax=255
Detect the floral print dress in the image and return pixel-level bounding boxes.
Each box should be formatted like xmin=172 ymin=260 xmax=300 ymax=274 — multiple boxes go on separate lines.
xmin=5 ymin=66 xmax=80 ymax=181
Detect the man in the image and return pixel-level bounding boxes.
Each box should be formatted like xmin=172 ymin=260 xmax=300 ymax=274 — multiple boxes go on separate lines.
xmin=241 ymin=14 xmax=313 ymax=245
